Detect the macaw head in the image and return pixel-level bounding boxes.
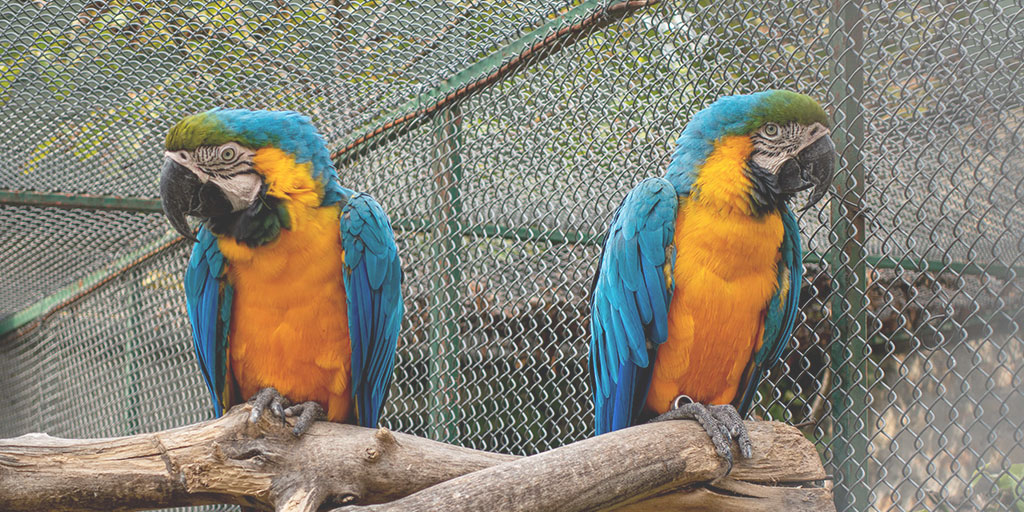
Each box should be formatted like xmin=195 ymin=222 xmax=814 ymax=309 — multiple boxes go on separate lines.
xmin=159 ymin=108 xmax=343 ymax=243
xmin=667 ymin=90 xmax=836 ymax=212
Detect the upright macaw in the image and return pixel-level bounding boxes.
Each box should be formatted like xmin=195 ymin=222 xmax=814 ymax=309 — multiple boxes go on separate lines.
xmin=159 ymin=109 xmax=403 ymax=435
xmin=589 ymin=90 xmax=835 ymax=463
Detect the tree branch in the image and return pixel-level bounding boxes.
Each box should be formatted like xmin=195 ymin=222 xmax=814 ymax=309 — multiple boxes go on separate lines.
xmin=0 ymin=405 xmax=833 ymax=511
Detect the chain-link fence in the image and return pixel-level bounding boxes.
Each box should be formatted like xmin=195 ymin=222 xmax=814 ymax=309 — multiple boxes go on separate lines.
xmin=2 ymin=1 xmax=1022 ymax=510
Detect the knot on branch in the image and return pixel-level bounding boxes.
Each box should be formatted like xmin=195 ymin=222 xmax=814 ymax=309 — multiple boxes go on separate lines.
xmin=365 ymin=427 xmax=398 ymax=463
xmin=375 ymin=427 xmax=397 ymax=446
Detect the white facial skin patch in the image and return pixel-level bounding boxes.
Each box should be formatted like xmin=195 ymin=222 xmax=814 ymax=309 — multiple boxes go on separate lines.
xmin=165 ymin=142 xmax=261 ymax=212
xmin=211 ymin=173 xmax=262 ymax=211
xmin=749 ymin=122 xmax=830 ymax=174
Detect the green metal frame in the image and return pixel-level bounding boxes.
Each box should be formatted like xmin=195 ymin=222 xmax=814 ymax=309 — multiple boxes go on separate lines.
xmin=0 ymin=232 xmax=182 ymax=336
xmin=802 ymin=252 xmax=1019 ymax=280
xmin=392 ymin=218 xmax=601 ymax=246
xmin=828 ymin=1 xmax=871 ymax=509
xmin=122 ymin=268 xmax=148 ymax=434
xmin=428 ymin=107 xmax=465 ymax=444
xmin=0 ymin=190 xmax=163 ymax=212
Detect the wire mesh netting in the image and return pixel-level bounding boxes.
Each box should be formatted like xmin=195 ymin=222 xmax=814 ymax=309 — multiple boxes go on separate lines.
xmin=1 ymin=1 xmax=1023 ymax=511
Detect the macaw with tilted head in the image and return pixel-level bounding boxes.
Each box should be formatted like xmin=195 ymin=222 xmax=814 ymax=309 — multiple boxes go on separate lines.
xmin=589 ymin=90 xmax=835 ymax=465
xmin=160 ymin=109 xmax=403 ymax=435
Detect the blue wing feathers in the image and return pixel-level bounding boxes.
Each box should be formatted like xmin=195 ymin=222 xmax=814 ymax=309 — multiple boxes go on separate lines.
xmin=776 ymin=210 xmax=803 ymax=363
xmin=590 ymin=178 xmax=677 ymax=434
xmin=641 ymin=259 xmax=668 ymax=339
xmin=635 ymin=282 xmax=653 ymax=323
xmin=184 ymin=227 xmax=230 ymax=416
xmin=340 ymin=193 xmax=403 ymax=428
xmin=609 ymin=361 xmax=637 ymax=433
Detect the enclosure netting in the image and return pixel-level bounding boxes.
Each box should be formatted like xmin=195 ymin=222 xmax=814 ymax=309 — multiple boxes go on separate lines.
xmin=1 ymin=1 xmax=1023 ymax=511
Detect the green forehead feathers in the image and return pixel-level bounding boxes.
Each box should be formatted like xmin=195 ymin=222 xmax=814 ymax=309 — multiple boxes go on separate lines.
xmin=747 ymin=90 xmax=830 ymax=131
xmin=165 ymin=112 xmax=235 ymax=151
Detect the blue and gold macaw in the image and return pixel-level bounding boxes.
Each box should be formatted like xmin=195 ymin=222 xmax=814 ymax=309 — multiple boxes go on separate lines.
xmin=589 ymin=91 xmax=835 ymax=463
xmin=159 ymin=109 xmax=403 ymax=435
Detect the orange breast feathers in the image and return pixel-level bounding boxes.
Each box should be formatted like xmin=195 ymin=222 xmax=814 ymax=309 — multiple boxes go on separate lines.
xmin=217 ymin=147 xmax=353 ymax=423
xmin=646 ymin=135 xmax=784 ymax=415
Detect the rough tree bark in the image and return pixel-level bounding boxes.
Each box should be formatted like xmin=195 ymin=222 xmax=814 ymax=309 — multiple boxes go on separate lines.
xmin=0 ymin=404 xmax=834 ymax=512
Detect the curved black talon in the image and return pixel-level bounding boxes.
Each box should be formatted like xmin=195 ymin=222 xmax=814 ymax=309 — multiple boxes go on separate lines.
xmin=284 ymin=401 xmax=325 ymax=437
xmin=649 ymin=397 xmax=753 ymax=473
xmin=249 ymin=387 xmax=290 ymax=425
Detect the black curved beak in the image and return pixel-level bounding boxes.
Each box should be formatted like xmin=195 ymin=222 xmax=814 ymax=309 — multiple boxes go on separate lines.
xmin=777 ymin=135 xmax=836 ymax=211
xmin=159 ymin=158 xmax=233 ymax=242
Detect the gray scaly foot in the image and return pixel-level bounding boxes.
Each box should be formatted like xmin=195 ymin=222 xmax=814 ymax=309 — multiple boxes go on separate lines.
xmin=284 ymin=401 xmax=325 ymax=437
xmin=649 ymin=395 xmax=753 ymax=473
xmin=249 ymin=386 xmax=290 ymax=426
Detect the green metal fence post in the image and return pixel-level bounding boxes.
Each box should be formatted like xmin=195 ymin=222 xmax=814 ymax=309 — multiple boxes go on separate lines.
xmin=122 ymin=273 xmax=147 ymax=435
xmin=428 ymin=105 xmax=464 ymax=444
xmin=829 ymin=0 xmax=871 ymax=510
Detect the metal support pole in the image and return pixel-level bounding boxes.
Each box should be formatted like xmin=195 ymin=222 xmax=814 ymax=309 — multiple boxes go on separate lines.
xmin=0 ymin=190 xmax=163 ymax=212
xmin=122 ymin=274 xmax=146 ymax=434
xmin=829 ymin=0 xmax=870 ymax=510
xmin=427 ymin=105 xmax=464 ymax=444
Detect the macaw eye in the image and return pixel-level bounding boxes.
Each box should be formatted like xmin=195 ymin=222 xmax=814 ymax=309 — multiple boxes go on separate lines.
xmin=220 ymin=146 xmax=236 ymax=161
xmin=763 ymin=123 xmax=780 ymax=138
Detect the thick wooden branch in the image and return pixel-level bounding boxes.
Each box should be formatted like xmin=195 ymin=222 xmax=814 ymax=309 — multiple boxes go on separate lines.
xmin=0 ymin=405 xmax=833 ymax=511
xmin=347 ymin=420 xmax=833 ymax=512
xmin=0 ymin=405 xmax=513 ymax=511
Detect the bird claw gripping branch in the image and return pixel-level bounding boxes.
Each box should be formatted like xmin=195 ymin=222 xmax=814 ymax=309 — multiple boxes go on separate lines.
xmin=650 ymin=396 xmax=754 ymax=473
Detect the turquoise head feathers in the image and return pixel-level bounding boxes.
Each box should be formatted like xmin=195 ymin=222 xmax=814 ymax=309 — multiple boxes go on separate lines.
xmin=664 ymin=90 xmax=831 ymax=196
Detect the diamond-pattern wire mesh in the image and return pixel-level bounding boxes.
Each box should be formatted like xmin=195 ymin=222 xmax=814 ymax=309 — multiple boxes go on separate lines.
xmin=1 ymin=1 xmax=1022 ymax=511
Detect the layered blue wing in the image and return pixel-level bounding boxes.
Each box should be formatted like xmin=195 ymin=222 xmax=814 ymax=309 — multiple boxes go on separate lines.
xmin=590 ymin=178 xmax=678 ymax=435
xmin=339 ymin=193 xmax=404 ymax=428
xmin=735 ymin=206 xmax=803 ymax=416
xmin=183 ymin=227 xmax=233 ymax=416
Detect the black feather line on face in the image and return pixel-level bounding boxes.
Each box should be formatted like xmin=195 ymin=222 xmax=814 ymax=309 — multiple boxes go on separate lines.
xmin=204 ymin=183 xmax=290 ymax=247
xmin=745 ymin=163 xmax=786 ymax=217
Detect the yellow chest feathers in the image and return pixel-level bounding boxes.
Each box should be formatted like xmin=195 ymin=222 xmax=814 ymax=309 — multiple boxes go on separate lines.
xmin=646 ymin=135 xmax=785 ymax=412
xmin=214 ymin=147 xmax=353 ymax=422
xmin=673 ymin=135 xmax=785 ymax=284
